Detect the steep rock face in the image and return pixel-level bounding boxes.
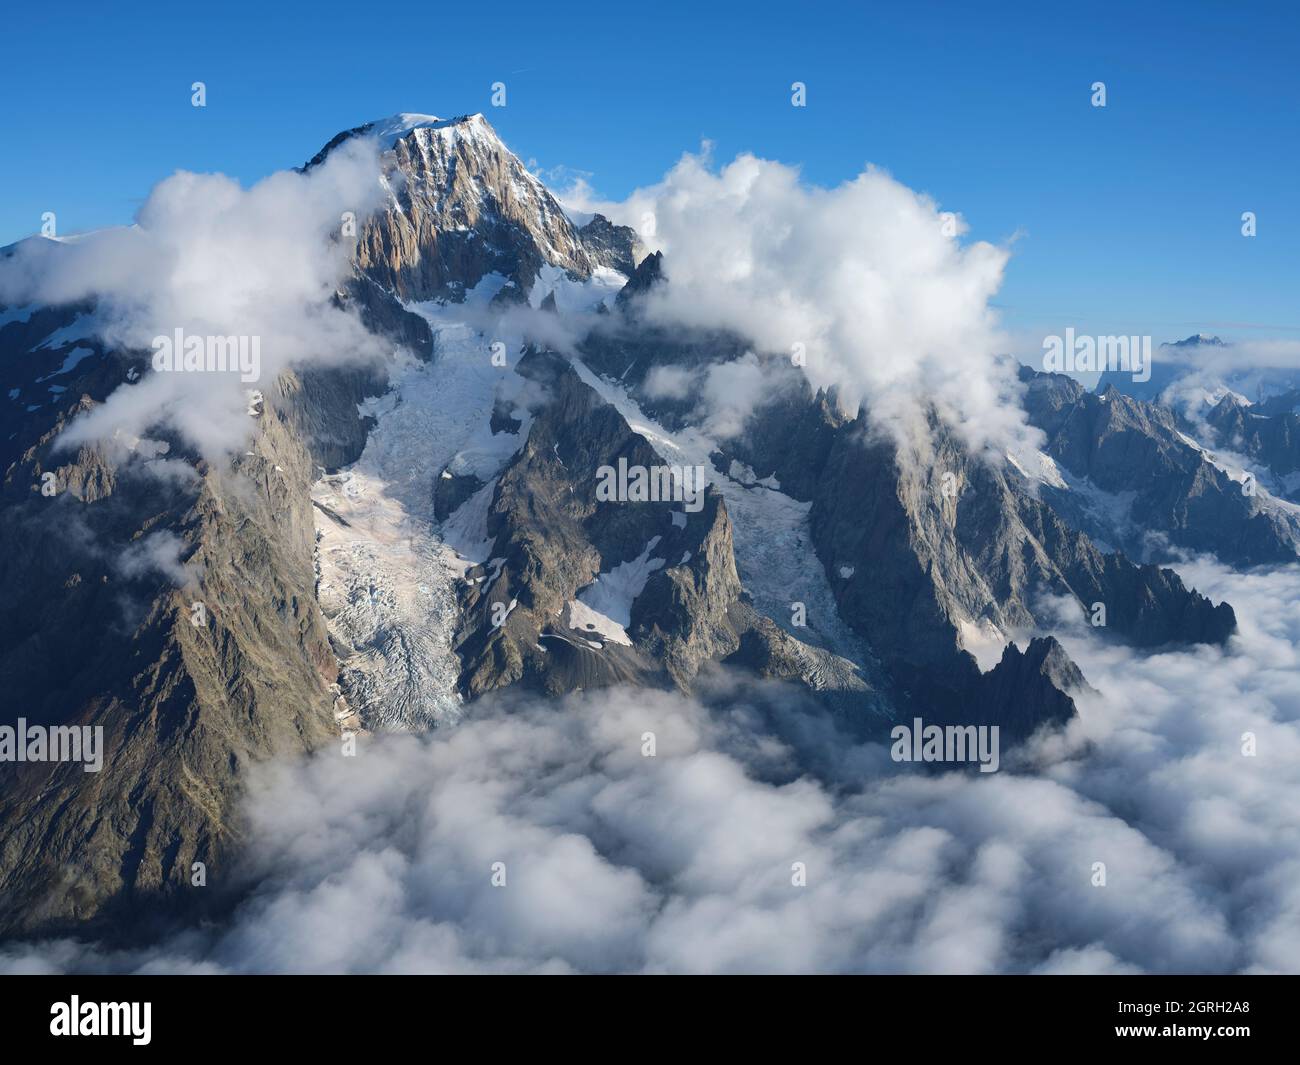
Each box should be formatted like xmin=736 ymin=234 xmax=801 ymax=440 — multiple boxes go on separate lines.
xmin=1011 ymin=498 xmax=1237 ymax=647
xmin=627 ymin=492 xmax=744 ymax=686
xmin=1020 ymin=368 xmax=1300 ymax=565
xmin=1203 ymin=391 xmax=1300 ymax=502
xmin=576 ymin=214 xmax=644 ymax=276
xmin=713 ymin=380 xmax=851 ymax=504
xmin=450 ymin=348 xmax=874 ymax=703
xmin=973 ymin=636 xmax=1086 ymax=741
xmin=453 ymin=348 xmax=706 ymax=696
xmin=0 ymin=274 xmax=430 ymax=940
xmin=309 ymin=114 xmax=597 ymax=303
xmin=615 ymin=248 xmax=664 ymax=308
xmin=808 ymin=411 xmax=1235 ymax=688
xmin=0 ymin=376 xmax=336 ymax=940
xmin=692 ymin=374 xmax=1233 ymax=734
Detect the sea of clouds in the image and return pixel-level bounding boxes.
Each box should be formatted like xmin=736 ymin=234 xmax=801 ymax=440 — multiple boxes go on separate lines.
xmin=3 ymin=555 xmax=1295 ymax=975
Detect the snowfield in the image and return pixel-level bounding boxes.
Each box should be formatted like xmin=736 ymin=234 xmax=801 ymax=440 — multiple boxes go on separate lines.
xmin=312 ymin=296 xmax=531 ymax=729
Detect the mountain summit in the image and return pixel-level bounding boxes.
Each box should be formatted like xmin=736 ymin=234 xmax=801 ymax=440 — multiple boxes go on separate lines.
xmin=307 ymin=112 xmax=639 ymax=302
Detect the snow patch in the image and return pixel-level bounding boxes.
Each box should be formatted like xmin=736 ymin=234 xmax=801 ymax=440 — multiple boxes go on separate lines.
xmin=574 ymin=537 xmax=666 ymax=646
xmin=566 ymin=599 xmax=627 ymax=647
xmin=36 ymin=345 xmax=96 ymax=380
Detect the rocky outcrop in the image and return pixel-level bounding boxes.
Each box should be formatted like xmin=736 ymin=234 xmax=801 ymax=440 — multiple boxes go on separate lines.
xmin=576 ymin=214 xmax=644 ymax=276
xmin=973 ymin=636 xmax=1086 ymax=741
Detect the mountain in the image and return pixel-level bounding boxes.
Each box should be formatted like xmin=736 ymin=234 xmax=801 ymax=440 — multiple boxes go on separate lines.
xmin=1095 ymin=333 xmax=1300 ymax=406
xmin=305 ymin=113 xmax=640 ymax=304
xmin=1020 ymin=366 xmax=1300 ymax=565
xmin=0 ymin=111 xmax=1242 ymax=942
xmin=1200 ymin=389 xmax=1300 ymax=503
xmin=579 ymin=283 xmax=1237 ymax=731
xmin=0 ymin=258 xmax=432 ymax=939
xmin=1092 ymin=334 xmax=1223 ymax=402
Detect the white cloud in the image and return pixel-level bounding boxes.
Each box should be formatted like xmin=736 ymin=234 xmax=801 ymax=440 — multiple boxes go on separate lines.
xmin=115 ymin=530 xmax=194 ymax=586
xmin=0 ymin=138 xmax=390 ymax=459
xmin=643 ymin=352 xmax=773 ymax=439
xmin=565 ymin=150 xmax=1037 ymax=459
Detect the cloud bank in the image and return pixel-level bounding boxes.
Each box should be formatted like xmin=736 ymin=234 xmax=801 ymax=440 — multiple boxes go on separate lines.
xmin=1159 ymin=337 xmax=1300 ymax=422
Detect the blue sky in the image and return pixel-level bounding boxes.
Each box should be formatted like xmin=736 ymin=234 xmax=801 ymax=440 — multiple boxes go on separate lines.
xmin=3 ymin=0 xmax=1297 ymax=350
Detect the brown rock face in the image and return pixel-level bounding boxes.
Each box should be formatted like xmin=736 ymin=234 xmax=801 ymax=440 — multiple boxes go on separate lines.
xmin=0 ymin=275 xmax=431 ymax=941
xmin=0 ymin=375 xmax=339 ymax=941
xmin=319 ymin=114 xmax=596 ymax=302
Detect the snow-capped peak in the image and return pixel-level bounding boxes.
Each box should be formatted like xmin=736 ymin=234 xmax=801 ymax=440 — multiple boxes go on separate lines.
xmin=367 ymin=112 xmax=490 ymax=148
xmin=1162 ymin=333 xmax=1226 ymax=349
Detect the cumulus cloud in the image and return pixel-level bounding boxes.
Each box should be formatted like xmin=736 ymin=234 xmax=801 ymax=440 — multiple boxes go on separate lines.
xmin=3 ymin=559 xmax=1297 ymax=975
xmin=0 ymin=138 xmax=390 ymax=458
xmin=563 ymin=150 xmax=1036 ymax=459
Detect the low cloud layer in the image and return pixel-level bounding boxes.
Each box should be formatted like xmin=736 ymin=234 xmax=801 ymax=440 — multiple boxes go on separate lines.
xmin=564 ymin=150 xmax=1037 ymax=459
xmin=0 ymin=139 xmax=388 ymax=458
xmin=4 ymin=558 xmax=1296 ymax=975
xmin=1159 ymin=337 xmax=1300 ymax=423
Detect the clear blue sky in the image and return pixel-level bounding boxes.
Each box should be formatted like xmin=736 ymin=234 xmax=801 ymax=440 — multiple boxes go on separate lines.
xmin=3 ymin=0 xmax=1297 ymax=347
